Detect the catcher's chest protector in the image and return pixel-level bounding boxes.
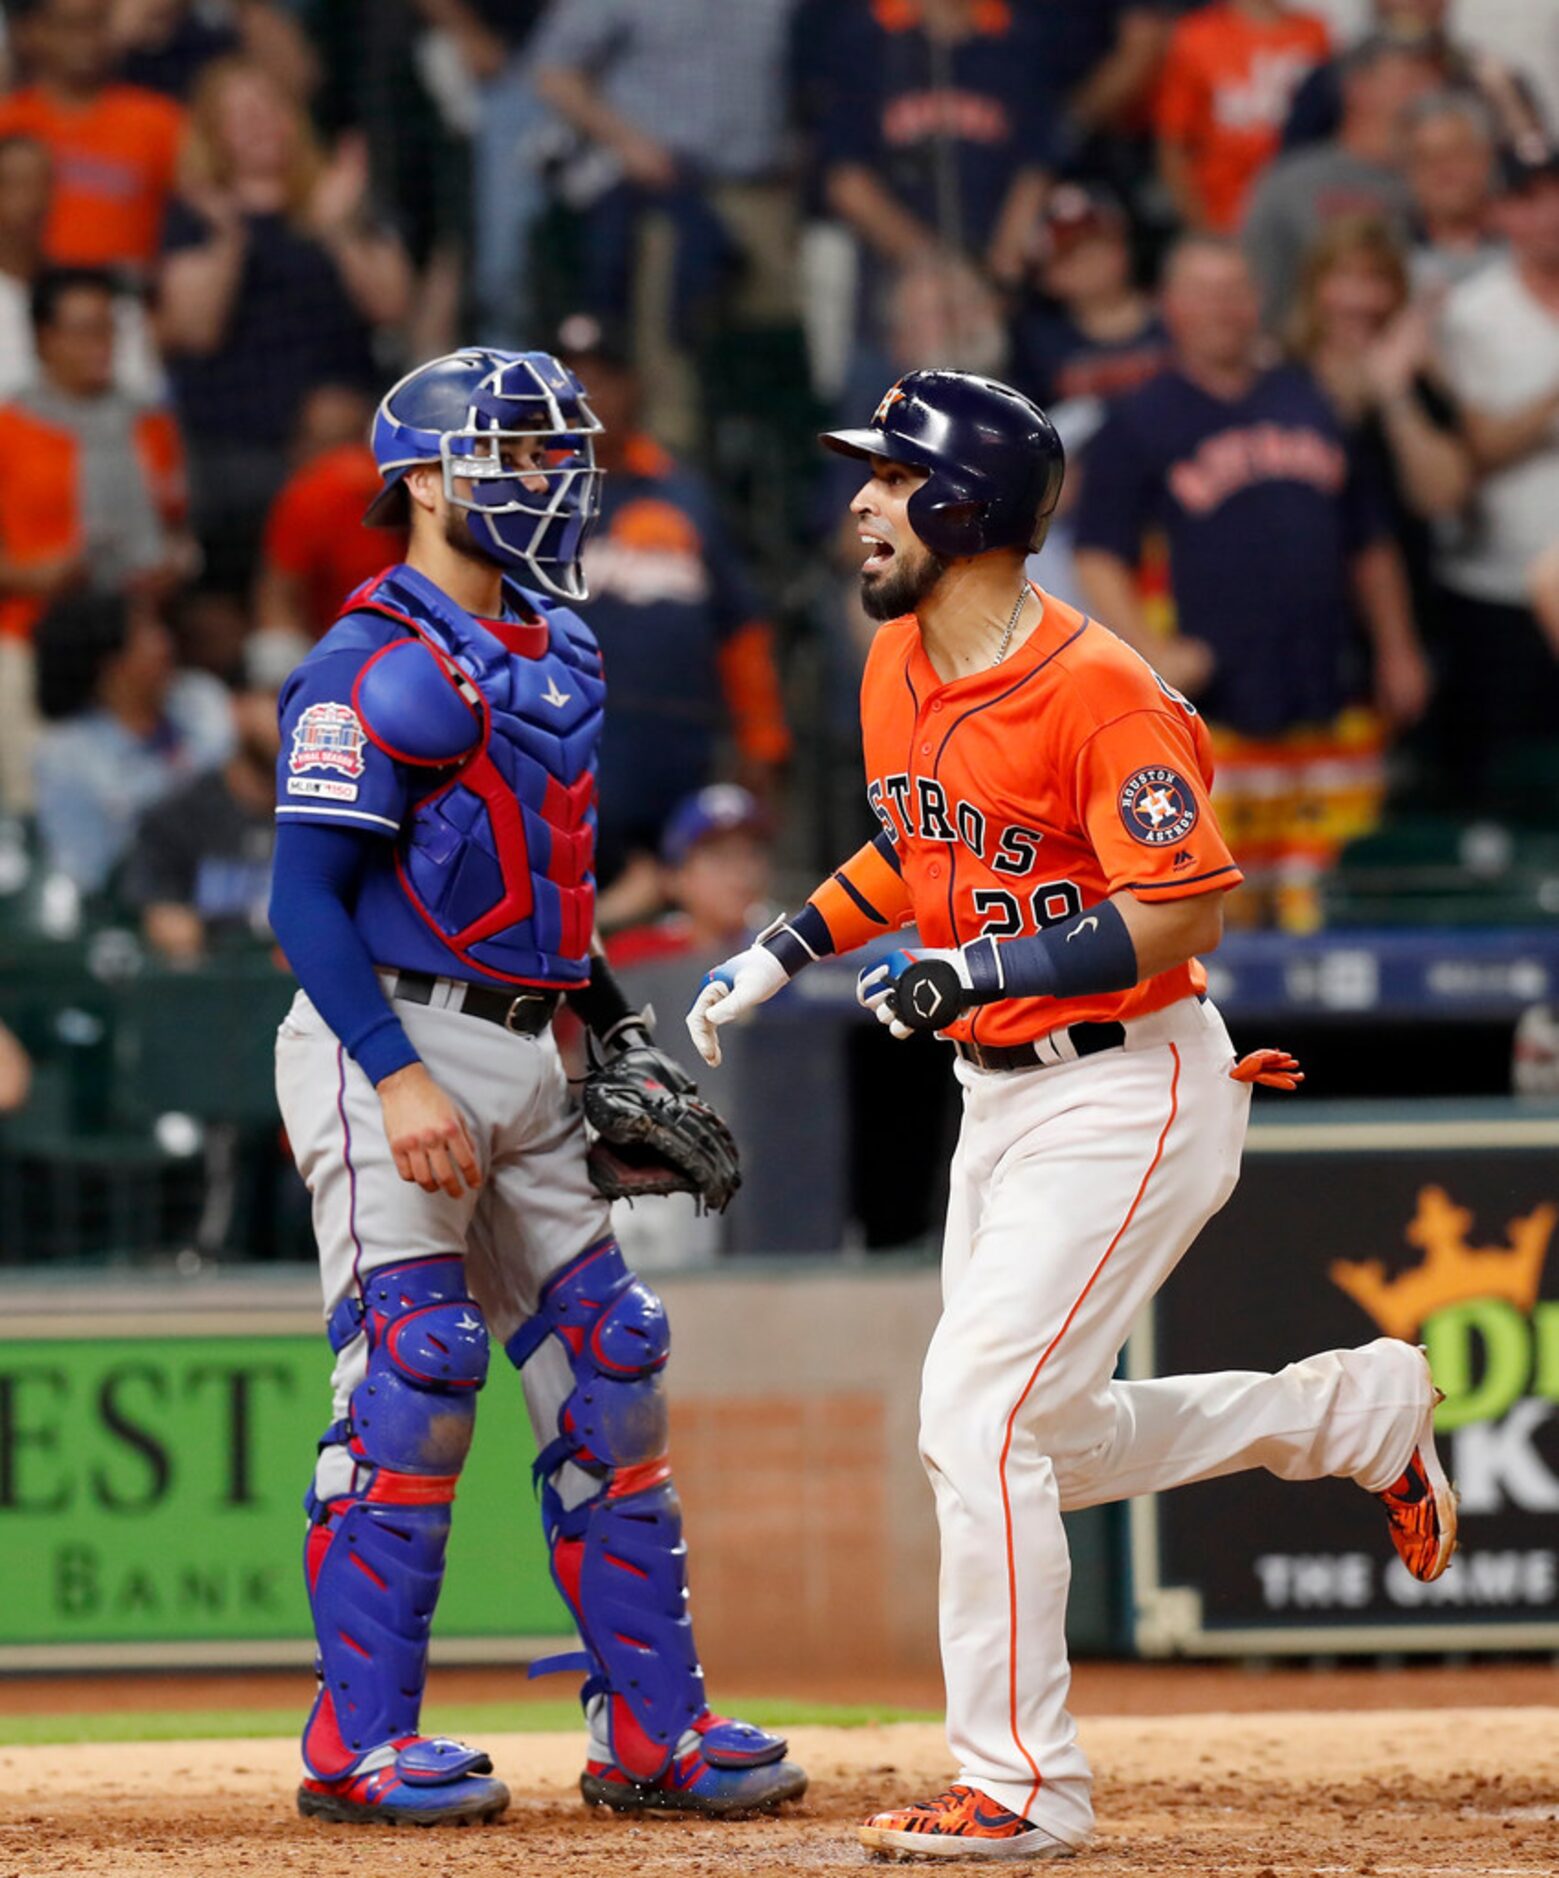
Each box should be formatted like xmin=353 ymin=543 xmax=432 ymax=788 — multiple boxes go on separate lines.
xmin=349 ymin=563 xmax=605 ymax=982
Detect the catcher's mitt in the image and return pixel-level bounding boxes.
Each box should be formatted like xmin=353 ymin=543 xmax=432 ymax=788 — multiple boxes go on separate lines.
xmin=582 ymin=1043 xmax=742 ymax=1213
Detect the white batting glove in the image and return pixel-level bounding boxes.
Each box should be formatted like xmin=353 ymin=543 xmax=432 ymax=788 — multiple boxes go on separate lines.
xmin=686 ymin=944 xmax=789 ymax=1067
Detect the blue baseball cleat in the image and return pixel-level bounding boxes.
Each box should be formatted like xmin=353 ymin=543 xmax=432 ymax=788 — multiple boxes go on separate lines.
xmin=580 ymin=1712 xmax=808 ymax=1817
xmin=297 ymin=1735 xmax=510 ymax=1827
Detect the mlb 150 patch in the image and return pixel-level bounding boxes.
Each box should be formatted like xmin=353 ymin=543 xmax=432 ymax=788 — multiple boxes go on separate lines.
xmin=1119 ymin=766 xmax=1198 ymax=847
xmin=290 ymin=701 xmax=367 ymax=779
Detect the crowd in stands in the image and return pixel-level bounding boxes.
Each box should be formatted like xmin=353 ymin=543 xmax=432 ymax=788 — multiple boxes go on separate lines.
xmin=0 ymin=0 xmax=1556 ymax=962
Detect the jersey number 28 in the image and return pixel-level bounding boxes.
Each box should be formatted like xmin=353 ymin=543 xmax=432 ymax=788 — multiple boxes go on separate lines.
xmin=972 ymin=880 xmax=1083 ymax=939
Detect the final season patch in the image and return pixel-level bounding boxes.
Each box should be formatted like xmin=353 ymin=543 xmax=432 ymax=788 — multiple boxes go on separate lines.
xmin=290 ymin=701 xmax=366 ymax=779
xmin=1119 ymin=766 xmax=1198 ymax=847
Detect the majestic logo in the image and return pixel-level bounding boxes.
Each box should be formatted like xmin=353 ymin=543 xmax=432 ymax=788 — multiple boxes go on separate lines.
xmin=874 ymin=382 xmax=908 ymax=426
xmin=1119 ymin=767 xmax=1198 ymax=847
xmin=541 ymin=675 xmax=572 ymax=710
xmin=290 ymin=702 xmax=365 ymax=779
xmin=1331 ymin=1187 xmax=1554 ymax=1344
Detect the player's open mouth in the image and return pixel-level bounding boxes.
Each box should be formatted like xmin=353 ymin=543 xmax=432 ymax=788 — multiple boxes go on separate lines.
xmin=861 ymin=533 xmax=894 ymax=573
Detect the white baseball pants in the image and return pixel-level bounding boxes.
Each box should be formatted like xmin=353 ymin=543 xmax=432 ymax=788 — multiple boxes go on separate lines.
xmin=275 ymin=985 xmax=610 ymax=1488
xmin=921 ymin=996 xmax=1431 ymax=1847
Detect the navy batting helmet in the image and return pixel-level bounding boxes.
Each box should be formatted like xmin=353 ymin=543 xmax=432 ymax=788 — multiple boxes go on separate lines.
xmin=820 ymin=370 xmax=1065 ymax=559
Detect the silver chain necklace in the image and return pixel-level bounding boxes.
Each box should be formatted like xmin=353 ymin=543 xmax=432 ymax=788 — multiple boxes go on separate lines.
xmin=992 ymin=583 xmax=1030 ymax=667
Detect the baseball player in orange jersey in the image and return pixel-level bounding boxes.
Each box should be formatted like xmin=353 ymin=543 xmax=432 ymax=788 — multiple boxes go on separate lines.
xmin=686 ymin=371 xmax=1459 ymax=1861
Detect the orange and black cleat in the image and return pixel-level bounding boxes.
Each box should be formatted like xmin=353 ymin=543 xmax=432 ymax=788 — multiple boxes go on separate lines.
xmin=1379 ymin=1383 xmax=1459 ymax=1583
xmin=859 ymin=1785 xmax=1076 ymax=1861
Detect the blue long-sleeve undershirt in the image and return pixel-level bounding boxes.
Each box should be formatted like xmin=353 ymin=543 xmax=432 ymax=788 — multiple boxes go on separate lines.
xmin=268 ymin=823 xmax=420 ymax=1086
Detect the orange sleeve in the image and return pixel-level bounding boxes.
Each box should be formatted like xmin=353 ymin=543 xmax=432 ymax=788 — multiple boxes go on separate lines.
xmin=1075 ymin=708 xmax=1241 ymax=901
xmin=716 ymin=620 xmax=792 ymax=766
xmin=805 ymin=834 xmax=915 ymax=956
xmin=1153 ymin=22 xmax=1204 ymax=143
xmin=135 ymin=409 xmax=187 ymax=526
xmin=261 ymin=469 xmax=316 ymax=578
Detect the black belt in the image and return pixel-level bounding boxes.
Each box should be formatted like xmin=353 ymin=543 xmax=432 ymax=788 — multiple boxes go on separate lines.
xmin=388 ymin=970 xmax=561 ymax=1036
xmin=955 ymin=1020 xmax=1126 ymax=1074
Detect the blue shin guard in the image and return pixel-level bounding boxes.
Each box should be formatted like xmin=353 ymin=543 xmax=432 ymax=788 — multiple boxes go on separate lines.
xmin=508 ymin=1239 xmax=805 ymax=1814
xmin=300 ymin=1256 xmax=505 ymax=1822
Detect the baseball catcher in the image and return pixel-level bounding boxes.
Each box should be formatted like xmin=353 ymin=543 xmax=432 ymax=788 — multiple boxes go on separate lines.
xmin=269 ymin=348 xmax=804 ymax=1827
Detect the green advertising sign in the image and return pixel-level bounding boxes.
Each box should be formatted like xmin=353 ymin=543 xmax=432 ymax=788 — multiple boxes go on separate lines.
xmin=0 ymin=1333 xmax=571 ymax=1649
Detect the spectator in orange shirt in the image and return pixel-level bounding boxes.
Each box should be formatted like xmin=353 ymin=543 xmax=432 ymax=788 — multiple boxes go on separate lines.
xmin=0 ymin=0 xmax=185 ymax=273
xmin=254 ymin=384 xmax=407 ymax=639
xmin=0 ymin=131 xmax=164 ymax=400
xmin=0 ymin=267 xmax=193 ymax=811
xmin=1157 ymin=0 xmax=1332 ymax=233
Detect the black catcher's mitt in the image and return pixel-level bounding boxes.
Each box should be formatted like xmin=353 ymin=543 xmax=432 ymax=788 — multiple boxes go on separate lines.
xmin=583 ymin=1044 xmax=742 ymax=1213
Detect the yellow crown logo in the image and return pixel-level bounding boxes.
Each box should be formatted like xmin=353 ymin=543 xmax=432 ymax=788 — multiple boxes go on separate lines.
xmin=1329 ymin=1185 xmax=1555 ymax=1341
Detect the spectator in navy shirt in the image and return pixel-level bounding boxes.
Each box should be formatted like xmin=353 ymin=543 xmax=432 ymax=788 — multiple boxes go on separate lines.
xmin=124 ymin=625 xmax=304 ymax=960
xmin=156 ymin=56 xmax=411 ymax=589
xmin=819 ymin=0 xmax=1056 ymax=300
xmin=551 ymin=317 xmax=791 ymax=926
xmin=1029 ymin=0 xmax=1178 ymax=193
xmin=1074 ymin=237 xmax=1430 ymax=926
xmin=1009 ymin=184 xmax=1171 ymax=419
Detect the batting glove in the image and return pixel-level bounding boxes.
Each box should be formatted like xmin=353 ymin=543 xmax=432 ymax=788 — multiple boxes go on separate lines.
xmin=686 ymin=944 xmax=789 ymax=1067
xmin=856 ymin=939 xmax=1003 ymax=1039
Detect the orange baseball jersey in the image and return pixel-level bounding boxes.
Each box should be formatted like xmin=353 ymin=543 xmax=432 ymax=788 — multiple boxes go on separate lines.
xmin=808 ymin=587 xmax=1241 ymax=1050
xmin=1154 ymin=2 xmax=1330 ymax=234
xmin=0 ymin=401 xmax=184 ymax=643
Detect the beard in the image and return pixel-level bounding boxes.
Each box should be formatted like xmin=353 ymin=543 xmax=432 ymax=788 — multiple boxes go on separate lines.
xmin=443 ymin=503 xmax=497 ymax=564
xmin=859 ymin=542 xmax=949 ymax=621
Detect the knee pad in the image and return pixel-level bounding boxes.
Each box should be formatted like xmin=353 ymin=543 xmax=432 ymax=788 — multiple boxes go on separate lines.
xmin=507 ymin=1238 xmax=705 ymax=1781
xmin=335 ymin=1254 xmax=491 ymax=1479
xmin=511 ymin=1235 xmax=671 ymax=1487
xmin=302 ymin=1256 xmax=489 ymax=1780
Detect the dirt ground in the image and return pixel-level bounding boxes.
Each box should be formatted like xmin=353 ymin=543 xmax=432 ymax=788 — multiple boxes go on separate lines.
xmin=3 ymin=1699 xmax=1558 ymax=1877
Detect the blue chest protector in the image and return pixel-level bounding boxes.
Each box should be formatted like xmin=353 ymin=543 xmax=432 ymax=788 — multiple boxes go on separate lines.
xmin=348 ymin=564 xmax=606 ymax=986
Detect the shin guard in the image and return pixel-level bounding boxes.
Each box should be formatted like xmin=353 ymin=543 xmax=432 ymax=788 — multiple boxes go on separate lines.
xmin=507 ymin=1239 xmax=712 ymax=1781
xmin=302 ymin=1255 xmax=489 ymax=1779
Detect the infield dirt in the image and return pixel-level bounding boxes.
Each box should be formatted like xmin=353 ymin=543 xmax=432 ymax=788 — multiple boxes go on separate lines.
xmin=2 ymin=1705 xmax=1556 ymax=1877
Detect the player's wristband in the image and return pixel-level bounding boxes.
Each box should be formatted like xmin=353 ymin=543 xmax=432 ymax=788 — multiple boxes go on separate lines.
xmin=990 ymin=898 xmax=1139 ymax=1001
xmin=758 ymin=904 xmax=834 ymax=979
xmin=567 ymin=952 xmax=649 ymax=1049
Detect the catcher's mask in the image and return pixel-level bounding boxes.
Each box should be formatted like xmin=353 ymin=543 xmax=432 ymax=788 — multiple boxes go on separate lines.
xmin=365 ymin=348 xmax=605 ymax=602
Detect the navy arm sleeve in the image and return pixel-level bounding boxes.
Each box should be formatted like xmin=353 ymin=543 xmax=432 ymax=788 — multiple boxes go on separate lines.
xmin=269 ymin=823 xmax=419 ymax=1087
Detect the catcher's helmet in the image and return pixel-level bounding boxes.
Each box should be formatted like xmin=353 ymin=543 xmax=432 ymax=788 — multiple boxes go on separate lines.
xmin=365 ymin=348 xmax=604 ymax=602
xmin=820 ymin=370 xmax=1065 ymax=560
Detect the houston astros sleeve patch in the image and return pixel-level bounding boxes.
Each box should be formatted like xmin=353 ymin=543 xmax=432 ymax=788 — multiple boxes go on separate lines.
xmin=1118 ymin=766 xmax=1198 ymax=847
